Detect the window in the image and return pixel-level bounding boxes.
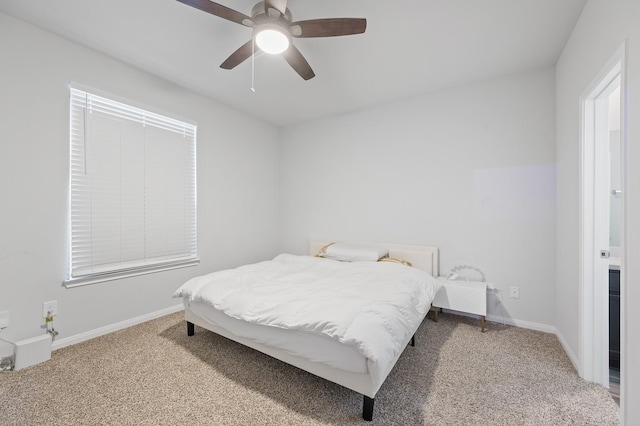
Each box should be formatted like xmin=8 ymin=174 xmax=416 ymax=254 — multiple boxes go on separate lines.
xmin=65 ymin=87 xmax=198 ymax=287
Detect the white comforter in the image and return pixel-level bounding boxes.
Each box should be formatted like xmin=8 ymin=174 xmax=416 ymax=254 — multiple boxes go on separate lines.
xmin=174 ymin=254 xmax=440 ymax=381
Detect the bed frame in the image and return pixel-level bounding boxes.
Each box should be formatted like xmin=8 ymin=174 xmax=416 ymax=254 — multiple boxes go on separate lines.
xmin=184 ymin=240 xmax=439 ymax=421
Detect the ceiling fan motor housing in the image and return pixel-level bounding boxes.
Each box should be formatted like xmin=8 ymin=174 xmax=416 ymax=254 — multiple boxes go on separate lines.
xmin=250 ymin=2 xmax=294 ymax=53
xmin=251 ymin=2 xmax=292 ymax=24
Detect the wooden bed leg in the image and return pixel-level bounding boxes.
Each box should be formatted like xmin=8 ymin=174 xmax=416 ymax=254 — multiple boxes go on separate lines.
xmin=187 ymin=321 xmax=195 ymax=336
xmin=410 ymin=335 xmax=415 ymax=347
xmin=363 ymin=396 xmax=374 ymax=421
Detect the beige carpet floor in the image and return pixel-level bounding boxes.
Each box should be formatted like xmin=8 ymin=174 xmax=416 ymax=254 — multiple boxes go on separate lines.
xmin=0 ymin=312 xmax=619 ymax=425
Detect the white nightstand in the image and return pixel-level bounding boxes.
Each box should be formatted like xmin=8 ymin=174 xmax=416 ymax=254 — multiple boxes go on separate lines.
xmin=432 ymin=276 xmax=489 ymax=332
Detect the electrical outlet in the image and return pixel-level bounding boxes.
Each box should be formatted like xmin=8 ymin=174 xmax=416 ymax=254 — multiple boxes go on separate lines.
xmin=42 ymin=301 xmax=58 ymax=319
xmin=509 ymin=286 xmax=520 ymax=299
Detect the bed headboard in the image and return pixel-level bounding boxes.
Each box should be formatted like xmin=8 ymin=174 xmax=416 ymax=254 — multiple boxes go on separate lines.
xmin=309 ymin=239 xmax=440 ymax=278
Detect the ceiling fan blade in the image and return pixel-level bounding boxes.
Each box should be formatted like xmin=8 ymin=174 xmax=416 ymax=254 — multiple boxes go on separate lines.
xmin=220 ymin=40 xmax=258 ymax=69
xmin=176 ymin=0 xmax=253 ymax=26
xmin=289 ymin=18 xmax=367 ymax=38
xmin=282 ymin=45 xmax=315 ymax=80
xmin=264 ymin=0 xmax=288 ymax=16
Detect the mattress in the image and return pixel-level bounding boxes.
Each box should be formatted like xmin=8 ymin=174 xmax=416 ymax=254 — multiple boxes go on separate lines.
xmin=186 ymin=299 xmax=368 ymax=373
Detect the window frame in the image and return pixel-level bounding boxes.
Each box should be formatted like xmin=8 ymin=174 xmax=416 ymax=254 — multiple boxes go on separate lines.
xmin=64 ymin=86 xmax=198 ymax=288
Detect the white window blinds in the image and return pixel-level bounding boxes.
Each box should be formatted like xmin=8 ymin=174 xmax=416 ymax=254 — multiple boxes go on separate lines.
xmin=66 ymin=88 xmax=198 ymax=287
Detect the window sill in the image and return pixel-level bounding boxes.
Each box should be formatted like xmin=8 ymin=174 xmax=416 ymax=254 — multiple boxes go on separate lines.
xmin=63 ymin=258 xmax=200 ymax=288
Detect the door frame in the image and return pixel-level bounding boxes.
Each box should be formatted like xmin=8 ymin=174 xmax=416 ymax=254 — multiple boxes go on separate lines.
xmin=579 ymin=43 xmax=626 ymax=387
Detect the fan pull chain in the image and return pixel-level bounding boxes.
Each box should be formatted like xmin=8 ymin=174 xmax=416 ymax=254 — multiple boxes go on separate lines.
xmin=250 ymin=38 xmax=256 ymax=93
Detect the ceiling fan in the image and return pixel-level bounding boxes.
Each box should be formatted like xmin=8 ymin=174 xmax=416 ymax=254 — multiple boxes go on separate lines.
xmin=176 ymin=0 xmax=367 ymax=80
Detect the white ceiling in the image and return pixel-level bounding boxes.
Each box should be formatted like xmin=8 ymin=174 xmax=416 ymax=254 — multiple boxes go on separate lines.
xmin=0 ymin=0 xmax=586 ymax=127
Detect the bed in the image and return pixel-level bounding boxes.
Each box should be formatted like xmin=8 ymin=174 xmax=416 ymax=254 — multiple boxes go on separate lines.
xmin=175 ymin=240 xmax=440 ymax=421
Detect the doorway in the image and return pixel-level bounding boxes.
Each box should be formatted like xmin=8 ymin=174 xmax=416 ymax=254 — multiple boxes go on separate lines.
xmin=580 ymin=48 xmax=624 ymax=394
xmin=607 ymin=85 xmax=621 ymax=400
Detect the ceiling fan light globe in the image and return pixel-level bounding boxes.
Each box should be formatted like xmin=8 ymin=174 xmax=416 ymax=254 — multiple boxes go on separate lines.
xmin=255 ymin=28 xmax=290 ymax=54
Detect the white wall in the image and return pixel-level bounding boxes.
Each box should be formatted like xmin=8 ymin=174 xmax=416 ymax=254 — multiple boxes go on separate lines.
xmin=279 ymin=68 xmax=557 ymax=329
xmin=555 ymin=0 xmax=640 ymax=423
xmin=0 ymin=13 xmax=280 ymax=349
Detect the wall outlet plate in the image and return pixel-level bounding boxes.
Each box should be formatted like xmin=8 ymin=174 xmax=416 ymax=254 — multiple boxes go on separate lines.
xmin=0 ymin=310 xmax=9 ymax=329
xmin=42 ymin=301 xmax=58 ymax=319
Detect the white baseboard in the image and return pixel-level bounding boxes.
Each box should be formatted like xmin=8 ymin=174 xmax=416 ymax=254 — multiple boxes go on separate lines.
xmin=554 ymin=329 xmax=580 ymax=374
xmin=439 ymin=309 xmax=557 ymax=334
xmin=52 ymin=304 xmax=184 ymax=351
xmin=486 ymin=313 xmax=557 ymax=334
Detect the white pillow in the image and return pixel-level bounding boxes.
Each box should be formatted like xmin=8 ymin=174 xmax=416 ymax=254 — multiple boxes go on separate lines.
xmin=321 ymin=242 xmax=389 ymax=262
